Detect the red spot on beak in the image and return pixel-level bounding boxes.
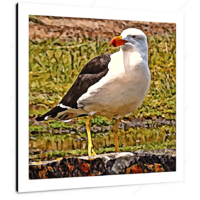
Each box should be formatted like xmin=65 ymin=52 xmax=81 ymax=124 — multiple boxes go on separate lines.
xmin=110 ymin=36 xmax=127 ymax=47
xmin=110 ymin=38 xmax=117 ymax=47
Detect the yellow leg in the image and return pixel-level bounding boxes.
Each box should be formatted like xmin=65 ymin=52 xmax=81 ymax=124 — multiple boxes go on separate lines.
xmin=113 ymin=119 xmax=120 ymax=152
xmin=86 ymin=116 xmax=96 ymax=156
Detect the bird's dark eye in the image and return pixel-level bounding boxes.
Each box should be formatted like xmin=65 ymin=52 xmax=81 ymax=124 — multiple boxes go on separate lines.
xmin=132 ymin=35 xmax=136 ymax=39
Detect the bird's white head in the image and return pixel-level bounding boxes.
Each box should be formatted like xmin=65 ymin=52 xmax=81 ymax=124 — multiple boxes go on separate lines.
xmin=110 ymin=28 xmax=148 ymax=58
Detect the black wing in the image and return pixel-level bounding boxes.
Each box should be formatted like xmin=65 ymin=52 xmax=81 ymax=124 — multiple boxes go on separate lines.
xmin=36 ymin=53 xmax=112 ymax=121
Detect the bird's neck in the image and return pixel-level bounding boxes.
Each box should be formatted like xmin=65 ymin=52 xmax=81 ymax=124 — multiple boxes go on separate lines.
xmin=122 ymin=51 xmax=132 ymax=70
xmin=122 ymin=50 xmax=143 ymax=74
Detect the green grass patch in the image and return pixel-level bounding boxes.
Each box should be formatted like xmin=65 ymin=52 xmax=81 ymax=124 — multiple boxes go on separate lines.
xmin=29 ymin=139 xmax=176 ymax=161
xmin=29 ymin=33 xmax=176 ymax=121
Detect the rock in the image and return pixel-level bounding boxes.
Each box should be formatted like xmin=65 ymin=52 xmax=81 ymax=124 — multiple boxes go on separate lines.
xmin=162 ymin=119 xmax=166 ymax=125
xmin=29 ymin=149 xmax=176 ymax=179
xmin=77 ymin=126 xmax=86 ymax=132
xmin=118 ymin=122 xmax=125 ymax=129
xmin=171 ymin=120 xmax=176 ymax=125
xmin=111 ymin=154 xmax=133 ymax=174
xmin=91 ymin=126 xmax=102 ymax=132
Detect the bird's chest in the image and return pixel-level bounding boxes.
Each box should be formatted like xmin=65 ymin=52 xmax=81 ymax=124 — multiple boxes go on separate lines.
xmin=111 ymin=66 xmax=150 ymax=97
xmin=103 ymin=70 xmax=150 ymax=116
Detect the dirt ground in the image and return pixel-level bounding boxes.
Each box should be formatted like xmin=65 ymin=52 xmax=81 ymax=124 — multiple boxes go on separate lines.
xmin=29 ymin=16 xmax=176 ymax=41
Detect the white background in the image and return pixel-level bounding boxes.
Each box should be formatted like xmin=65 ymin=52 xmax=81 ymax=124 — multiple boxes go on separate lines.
xmin=17 ymin=3 xmax=183 ymax=193
xmin=10 ymin=0 xmax=189 ymax=199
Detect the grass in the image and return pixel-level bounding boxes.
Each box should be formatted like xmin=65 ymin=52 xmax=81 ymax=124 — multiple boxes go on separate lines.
xmin=29 ymin=125 xmax=176 ymax=160
xmin=29 ymin=140 xmax=176 ymax=162
xmin=29 ymin=32 xmax=176 ymax=158
xmin=29 ymin=33 xmax=176 ymax=120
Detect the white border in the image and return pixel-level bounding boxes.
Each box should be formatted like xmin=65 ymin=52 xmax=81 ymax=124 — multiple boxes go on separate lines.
xmin=18 ymin=2 xmax=184 ymax=193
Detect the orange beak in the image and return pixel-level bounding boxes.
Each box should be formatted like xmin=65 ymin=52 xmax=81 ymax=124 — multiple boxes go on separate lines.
xmin=110 ymin=36 xmax=127 ymax=47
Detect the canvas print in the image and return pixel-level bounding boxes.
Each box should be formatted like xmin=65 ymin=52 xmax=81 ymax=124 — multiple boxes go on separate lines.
xmin=29 ymin=16 xmax=176 ymax=179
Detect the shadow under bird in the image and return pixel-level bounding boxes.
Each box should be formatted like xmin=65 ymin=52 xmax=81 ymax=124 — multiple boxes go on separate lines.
xmin=36 ymin=28 xmax=151 ymax=156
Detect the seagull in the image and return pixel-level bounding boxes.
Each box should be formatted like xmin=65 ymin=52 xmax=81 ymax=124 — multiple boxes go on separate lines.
xmin=36 ymin=28 xmax=151 ymax=156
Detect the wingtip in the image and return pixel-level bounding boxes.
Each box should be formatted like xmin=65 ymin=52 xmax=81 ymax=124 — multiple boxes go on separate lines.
xmin=35 ymin=116 xmax=44 ymax=121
